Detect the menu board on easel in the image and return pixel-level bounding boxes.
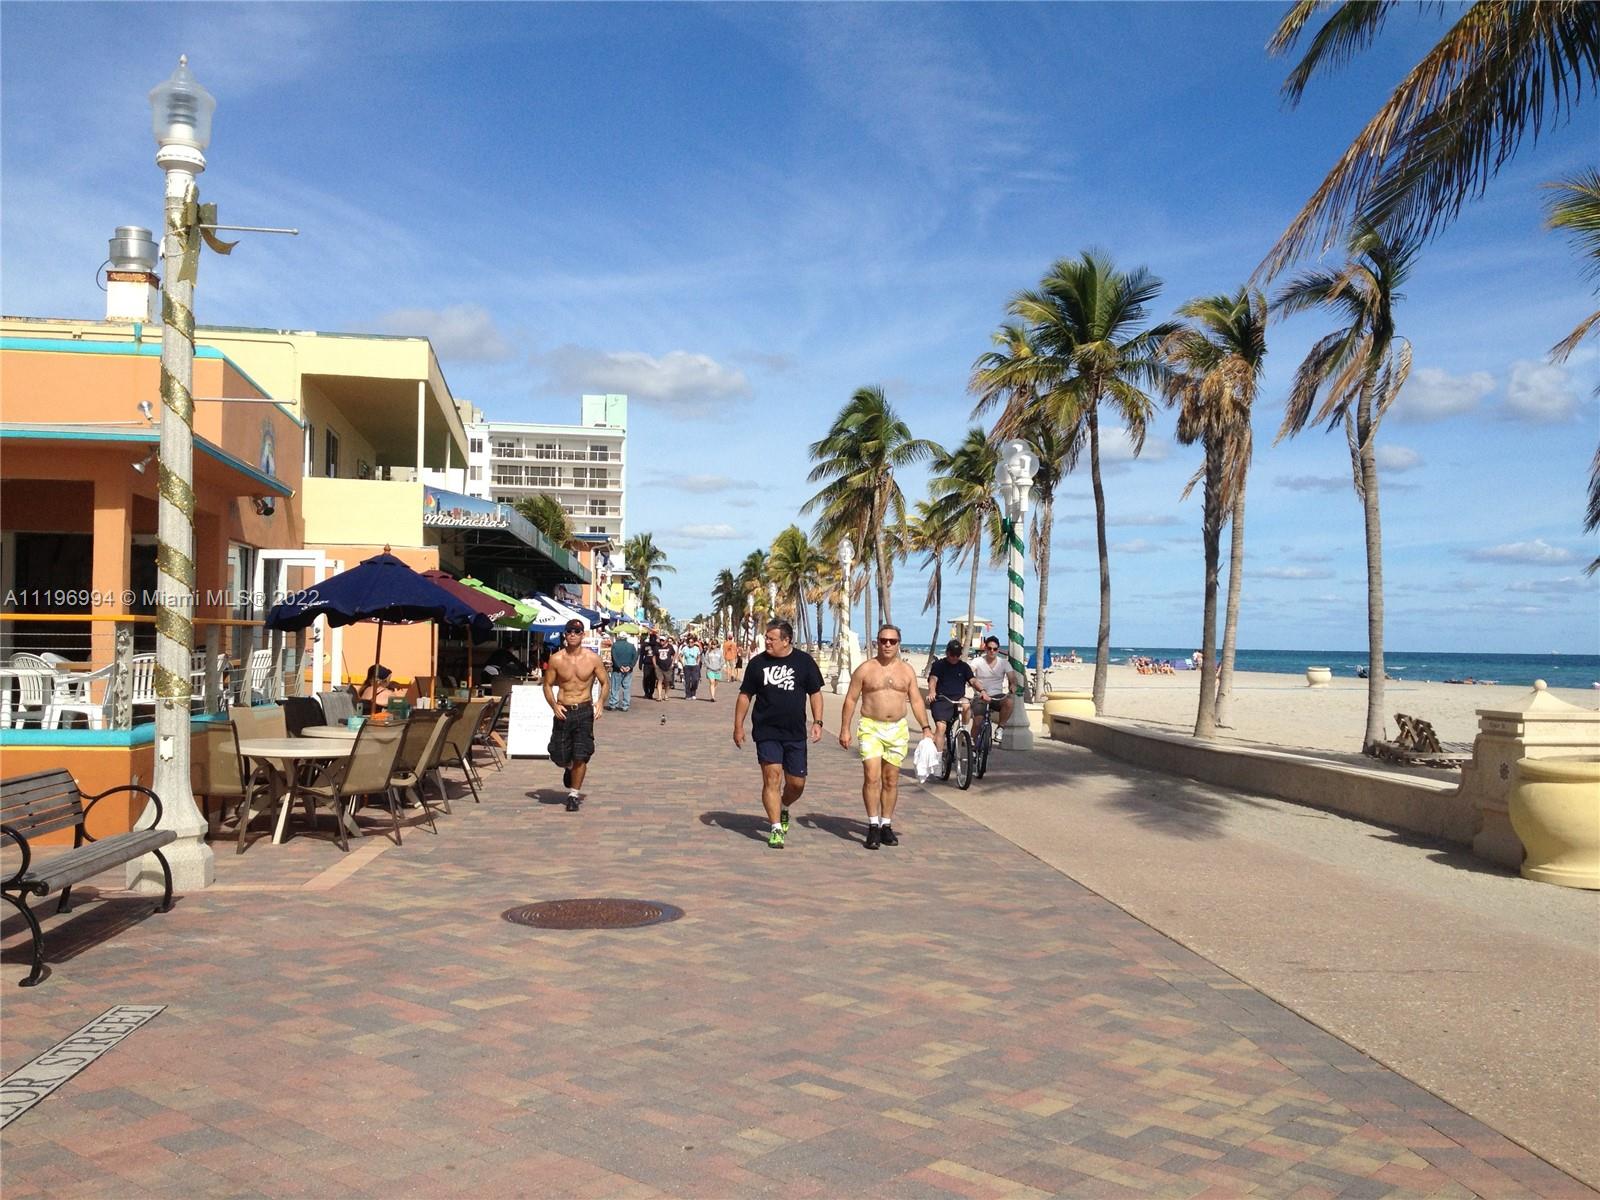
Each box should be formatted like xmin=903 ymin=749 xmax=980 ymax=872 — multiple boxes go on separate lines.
xmin=507 ymin=684 xmax=553 ymax=758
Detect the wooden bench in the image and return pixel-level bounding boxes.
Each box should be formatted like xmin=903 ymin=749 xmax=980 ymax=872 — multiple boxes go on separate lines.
xmin=1 ymin=770 xmax=177 ymax=987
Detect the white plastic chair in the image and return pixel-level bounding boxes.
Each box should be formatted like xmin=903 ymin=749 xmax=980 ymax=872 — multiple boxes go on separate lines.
xmin=129 ymin=654 xmax=158 ymax=708
xmin=43 ymin=663 xmax=116 ymax=730
xmin=7 ymin=653 xmax=54 ymax=727
xmin=235 ymin=649 xmax=274 ymax=704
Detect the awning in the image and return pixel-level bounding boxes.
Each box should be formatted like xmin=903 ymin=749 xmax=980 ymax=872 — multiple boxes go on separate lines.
xmin=422 ymin=486 xmax=588 ymax=588
xmin=0 ymin=425 xmax=294 ymax=498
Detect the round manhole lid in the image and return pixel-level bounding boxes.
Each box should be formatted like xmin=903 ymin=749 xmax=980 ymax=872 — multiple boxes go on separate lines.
xmin=502 ymin=898 xmax=683 ymax=930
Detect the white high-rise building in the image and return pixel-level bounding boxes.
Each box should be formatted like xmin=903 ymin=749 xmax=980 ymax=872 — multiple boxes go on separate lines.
xmin=419 ymin=394 xmax=627 ymax=542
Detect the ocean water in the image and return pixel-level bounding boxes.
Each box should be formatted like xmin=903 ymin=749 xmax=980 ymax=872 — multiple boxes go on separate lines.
xmin=899 ymin=645 xmax=1600 ymax=689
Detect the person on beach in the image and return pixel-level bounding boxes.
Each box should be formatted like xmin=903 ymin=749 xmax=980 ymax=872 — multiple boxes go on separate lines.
xmin=703 ymin=638 xmax=725 ymax=701
xmin=971 ymin=635 xmax=1018 ymax=740
xmin=733 ymin=619 xmax=824 ymax=850
xmin=839 ymin=624 xmax=938 ymax=850
xmin=926 ymin=639 xmax=976 ymax=744
xmin=606 ymin=631 xmax=637 ymax=711
xmin=543 ymin=619 xmax=608 ymax=811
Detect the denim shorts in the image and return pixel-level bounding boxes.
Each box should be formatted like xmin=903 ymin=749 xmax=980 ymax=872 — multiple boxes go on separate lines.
xmin=755 ymin=739 xmax=807 ymax=777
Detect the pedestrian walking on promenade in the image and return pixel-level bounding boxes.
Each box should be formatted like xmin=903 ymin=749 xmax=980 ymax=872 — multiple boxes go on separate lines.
xmin=652 ymin=635 xmax=676 ymax=701
xmin=543 ymin=619 xmax=608 ymax=811
xmin=733 ymin=619 xmax=824 ymax=849
xmin=640 ymin=628 xmax=659 ymax=700
xmin=606 ymin=631 xmax=637 ymax=711
xmin=722 ymin=633 xmax=739 ymax=683
xmin=703 ymin=639 xmax=725 ymax=701
xmin=839 ymin=624 xmax=937 ymax=849
xmin=681 ymin=636 xmax=702 ymax=700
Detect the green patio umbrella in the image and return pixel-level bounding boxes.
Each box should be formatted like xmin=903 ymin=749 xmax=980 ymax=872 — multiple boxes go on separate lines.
xmin=459 ymin=577 xmax=540 ymax=629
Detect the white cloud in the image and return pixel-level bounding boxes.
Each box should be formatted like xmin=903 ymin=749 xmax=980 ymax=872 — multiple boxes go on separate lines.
xmin=673 ymin=523 xmax=743 ymax=540
xmin=1506 ymin=576 xmax=1597 ymax=594
xmin=375 ymin=304 xmax=511 ymax=362
xmin=1275 ymin=474 xmax=1348 ymax=494
xmin=1097 ymin=427 xmax=1170 ymax=464
xmin=1256 ymin=566 xmax=1335 ymax=580
xmin=646 ymin=473 xmax=756 ymax=494
xmin=1392 ymin=367 xmax=1494 ymax=422
xmin=1464 ymin=538 xmax=1575 ymax=565
xmin=1112 ymin=539 xmax=1164 ymax=554
xmin=1061 ymin=510 xmax=1181 ymax=526
xmin=1375 ymin=444 xmax=1423 ymax=473
xmin=539 ymin=345 xmax=751 ymax=411
xmin=1502 ymin=360 xmax=1581 ymax=424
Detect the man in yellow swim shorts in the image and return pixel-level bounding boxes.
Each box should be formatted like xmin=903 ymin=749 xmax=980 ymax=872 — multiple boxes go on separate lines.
xmin=839 ymin=624 xmax=939 ymax=850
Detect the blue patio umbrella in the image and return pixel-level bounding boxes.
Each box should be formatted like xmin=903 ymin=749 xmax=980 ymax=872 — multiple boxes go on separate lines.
xmin=266 ymin=550 xmax=494 ymax=691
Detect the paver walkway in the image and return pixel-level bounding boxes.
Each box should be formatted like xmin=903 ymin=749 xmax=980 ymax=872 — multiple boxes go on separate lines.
xmin=2 ymin=692 xmax=1592 ymax=1198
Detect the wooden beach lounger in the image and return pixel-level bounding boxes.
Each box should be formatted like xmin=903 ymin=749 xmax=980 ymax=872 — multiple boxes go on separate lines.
xmin=1371 ymin=713 xmax=1474 ymax=769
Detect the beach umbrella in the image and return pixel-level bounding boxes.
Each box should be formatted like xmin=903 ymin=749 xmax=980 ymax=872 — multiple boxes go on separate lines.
xmin=459 ymin=577 xmax=541 ymax=629
xmin=266 ymin=550 xmax=494 ymax=696
xmin=422 ymin=570 xmax=516 ymax=689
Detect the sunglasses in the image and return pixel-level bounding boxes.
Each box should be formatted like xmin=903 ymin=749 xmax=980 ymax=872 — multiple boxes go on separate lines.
xmin=878 ymin=637 xmax=900 ymax=645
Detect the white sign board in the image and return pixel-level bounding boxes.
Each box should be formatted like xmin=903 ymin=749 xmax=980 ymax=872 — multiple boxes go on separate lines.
xmin=506 ymin=683 xmax=554 ymax=758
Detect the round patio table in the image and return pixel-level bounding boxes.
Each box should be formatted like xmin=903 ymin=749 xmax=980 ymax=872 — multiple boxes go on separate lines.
xmin=237 ymin=737 xmax=357 ymax=845
xmin=298 ymin=725 xmax=359 ymax=740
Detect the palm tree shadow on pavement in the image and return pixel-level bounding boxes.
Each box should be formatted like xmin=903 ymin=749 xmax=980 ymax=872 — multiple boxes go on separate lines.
xmin=699 ymin=811 xmax=771 ymax=842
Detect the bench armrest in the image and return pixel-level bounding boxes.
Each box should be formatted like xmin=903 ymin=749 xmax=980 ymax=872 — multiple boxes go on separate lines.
xmin=2 ymin=823 xmax=33 ymax=889
xmin=80 ymin=785 xmax=163 ymax=841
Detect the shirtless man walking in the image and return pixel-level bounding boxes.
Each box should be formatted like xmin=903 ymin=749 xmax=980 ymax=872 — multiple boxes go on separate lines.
xmin=543 ymin=618 xmax=608 ymax=811
xmin=839 ymin=624 xmax=939 ymax=850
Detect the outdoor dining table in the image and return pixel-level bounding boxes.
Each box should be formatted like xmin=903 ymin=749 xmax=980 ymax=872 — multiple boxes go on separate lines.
xmin=298 ymin=725 xmax=360 ymax=740
xmin=237 ymin=736 xmax=358 ymax=845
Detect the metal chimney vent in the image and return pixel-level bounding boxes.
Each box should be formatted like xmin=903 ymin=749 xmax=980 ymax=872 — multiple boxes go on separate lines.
xmin=108 ymin=226 xmax=158 ymax=274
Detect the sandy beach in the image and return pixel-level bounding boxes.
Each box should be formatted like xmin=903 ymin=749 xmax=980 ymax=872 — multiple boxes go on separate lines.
xmin=881 ymin=649 xmax=1598 ymax=761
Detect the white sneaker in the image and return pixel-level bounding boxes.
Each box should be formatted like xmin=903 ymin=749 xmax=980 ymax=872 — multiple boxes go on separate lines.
xmin=993 ymin=725 xmax=1003 ymax=746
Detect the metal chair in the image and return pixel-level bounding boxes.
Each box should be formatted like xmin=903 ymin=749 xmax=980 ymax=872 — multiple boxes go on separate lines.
xmin=388 ymin=710 xmax=453 ymax=833
xmin=190 ymin=721 xmax=272 ymax=854
xmin=437 ymin=698 xmax=491 ymax=803
xmin=472 ymin=693 xmax=509 ymax=770
xmin=289 ymin=719 xmax=408 ymax=851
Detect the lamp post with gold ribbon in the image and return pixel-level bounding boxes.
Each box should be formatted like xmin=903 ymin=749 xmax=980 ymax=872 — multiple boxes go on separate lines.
xmin=129 ymin=57 xmax=234 ymax=893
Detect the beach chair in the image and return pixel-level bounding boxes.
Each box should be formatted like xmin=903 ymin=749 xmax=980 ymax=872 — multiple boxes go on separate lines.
xmin=1372 ymin=712 xmax=1474 ymax=769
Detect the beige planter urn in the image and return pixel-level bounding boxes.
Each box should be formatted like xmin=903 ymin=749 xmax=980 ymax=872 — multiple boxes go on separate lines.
xmin=1043 ymin=690 xmax=1096 ymax=722
xmin=1305 ymin=666 xmax=1332 ymax=688
xmin=1508 ymin=756 xmax=1600 ymax=890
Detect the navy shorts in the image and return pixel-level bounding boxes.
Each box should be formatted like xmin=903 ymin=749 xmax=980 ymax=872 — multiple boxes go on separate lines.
xmin=756 ymin=739 xmax=807 ymax=777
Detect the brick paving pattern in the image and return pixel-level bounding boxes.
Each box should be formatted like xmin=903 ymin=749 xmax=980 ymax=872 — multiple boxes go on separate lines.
xmin=2 ymin=692 xmax=1592 ymax=1198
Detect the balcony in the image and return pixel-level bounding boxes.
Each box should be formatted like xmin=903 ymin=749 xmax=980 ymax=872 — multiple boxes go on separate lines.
xmin=490 ymin=447 xmax=622 ymax=464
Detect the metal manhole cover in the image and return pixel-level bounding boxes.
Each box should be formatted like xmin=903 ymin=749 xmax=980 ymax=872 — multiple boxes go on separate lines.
xmin=502 ymin=899 xmax=683 ymax=929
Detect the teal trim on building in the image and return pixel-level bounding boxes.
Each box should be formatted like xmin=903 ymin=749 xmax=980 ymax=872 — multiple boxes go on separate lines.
xmin=0 ymin=713 xmax=224 ymax=749
xmin=0 ymin=426 xmax=294 ymax=497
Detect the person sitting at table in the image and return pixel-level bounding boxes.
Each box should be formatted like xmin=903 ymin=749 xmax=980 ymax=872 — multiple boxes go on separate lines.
xmin=357 ymin=665 xmax=401 ymax=713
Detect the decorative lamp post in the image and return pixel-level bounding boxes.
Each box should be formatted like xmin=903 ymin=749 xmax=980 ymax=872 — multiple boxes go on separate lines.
xmin=833 ymin=537 xmax=856 ymax=693
xmin=130 ymin=57 xmax=219 ymax=893
xmin=767 ymin=580 xmax=779 ymax=627
xmin=995 ymin=439 xmax=1039 ymax=751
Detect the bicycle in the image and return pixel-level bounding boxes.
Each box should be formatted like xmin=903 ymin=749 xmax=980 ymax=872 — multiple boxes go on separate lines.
xmin=970 ymin=698 xmax=1000 ymax=780
xmin=940 ymin=711 xmax=973 ymax=789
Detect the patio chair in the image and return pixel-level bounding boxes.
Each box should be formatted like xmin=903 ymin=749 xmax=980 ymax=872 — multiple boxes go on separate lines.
xmin=42 ymin=663 xmax=116 ymax=730
xmin=437 ymin=698 xmax=491 ymax=804
xmin=318 ymin=688 xmax=356 ymax=726
xmin=190 ymin=720 xmax=273 ymax=854
xmin=288 ymin=719 xmax=408 ymax=851
xmin=280 ymin=696 xmax=326 ymax=737
xmin=229 ymin=703 xmax=288 ymax=740
xmin=235 ymin=649 xmax=275 ymax=705
xmin=472 ymin=693 xmax=509 ymax=770
xmin=7 ymin=653 xmax=56 ymax=727
xmin=388 ymin=709 xmax=453 ymax=833
xmin=129 ymin=654 xmax=157 ymax=711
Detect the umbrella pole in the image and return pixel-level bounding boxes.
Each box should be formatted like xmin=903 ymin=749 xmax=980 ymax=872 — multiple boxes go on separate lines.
xmin=429 ymin=625 xmax=437 ymax=707
xmin=468 ymin=638 xmax=474 ymax=692
xmin=371 ymin=619 xmax=385 ymax=712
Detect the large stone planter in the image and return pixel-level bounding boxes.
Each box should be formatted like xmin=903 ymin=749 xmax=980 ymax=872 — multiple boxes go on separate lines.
xmin=1509 ymin=756 xmax=1600 ymax=889
xmin=1043 ymin=690 xmax=1096 ymax=722
xmin=1305 ymin=666 xmax=1332 ymax=688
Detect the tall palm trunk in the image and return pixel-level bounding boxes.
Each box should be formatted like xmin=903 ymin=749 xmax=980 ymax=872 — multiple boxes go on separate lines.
xmin=1087 ymin=403 xmax=1112 ymax=712
xmin=965 ymin=536 xmax=981 ymax=656
xmin=1352 ymin=397 xmax=1385 ymax=752
xmin=1194 ymin=443 xmax=1224 ymax=739
xmin=862 ymin=562 xmax=874 ymax=647
xmin=874 ymin=487 xmax=893 ymax=624
xmin=1213 ymin=483 xmax=1247 ymax=727
xmin=1031 ymin=492 xmax=1055 ymax=701
xmin=795 ymin=587 xmax=810 ymax=647
xmin=815 ymin=596 xmax=824 ymax=652
xmin=928 ymin=557 xmax=943 ymax=674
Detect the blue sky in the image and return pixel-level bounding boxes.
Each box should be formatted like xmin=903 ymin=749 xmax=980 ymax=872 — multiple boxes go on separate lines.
xmin=3 ymin=2 xmax=1596 ymax=653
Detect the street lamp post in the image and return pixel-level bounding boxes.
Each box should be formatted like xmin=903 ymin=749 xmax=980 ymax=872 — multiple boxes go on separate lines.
xmin=129 ymin=57 xmax=218 ymax=892
xmin=996 ymin=439 xmax=1039 ymax=752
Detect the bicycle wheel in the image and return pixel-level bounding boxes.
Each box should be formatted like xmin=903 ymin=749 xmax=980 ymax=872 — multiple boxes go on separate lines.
xmin=940 ymin=728 xmax=953 ymax=780
xmin=953 ymin=728 xmax=974 ymax=790
xmin=974 ymin=721 xmax=991 ymax=779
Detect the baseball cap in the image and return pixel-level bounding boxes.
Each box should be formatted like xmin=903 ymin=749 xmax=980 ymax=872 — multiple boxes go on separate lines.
xmin=945 ymin=639 xmax=963 ymax=654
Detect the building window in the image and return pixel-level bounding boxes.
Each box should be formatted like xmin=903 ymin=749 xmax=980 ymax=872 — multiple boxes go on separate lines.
xmin=469 ymin=437 xmax=484 ymax=454
xmin=588 ymin=499 xmax=609 ymax=515
xmin=589 ymin=444 xmax=610 ymax=461
xmin=533 ymin=441 xmax=557 ymax=458
xmin=324 ymin=430 xmax=340 ymax=478
xmin=469 ymin=465 xmax=483 ymax=482
xmin=493 ymin=440 xmax=518 ymax=458
xmin=588 ymin=525 xmax=607 ymax=534
xmin=528 ymin=466 xmax=557 ymax=487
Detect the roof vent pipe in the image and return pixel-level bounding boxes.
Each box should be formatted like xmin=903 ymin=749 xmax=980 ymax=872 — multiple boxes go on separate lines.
xmin=105 ymin=225 xmax=160 ymax=324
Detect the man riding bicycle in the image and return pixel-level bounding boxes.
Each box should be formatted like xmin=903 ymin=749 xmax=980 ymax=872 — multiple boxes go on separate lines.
xmin=926 ymin=640 xmax=977 ymax=744
xmin=971 ymin=635 xmax=1019 ymax=742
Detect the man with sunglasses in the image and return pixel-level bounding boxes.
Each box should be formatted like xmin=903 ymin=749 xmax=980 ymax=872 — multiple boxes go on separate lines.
xmin=926 ymin=639 xmax=976 ymax=749
xmin=972 ymin=635 xmax=1019 ymax=742
xmin=543 ymin=618 xmax=608 ymax=811
xmin=839 ymin=624 xmax=938 ymax=850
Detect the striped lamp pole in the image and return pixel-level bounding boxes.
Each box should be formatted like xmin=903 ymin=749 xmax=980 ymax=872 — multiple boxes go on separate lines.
xmin=995 ymin=440 xmax=1039 ymax=751
xmin=130 ymin=57 xmax=220 ymax=893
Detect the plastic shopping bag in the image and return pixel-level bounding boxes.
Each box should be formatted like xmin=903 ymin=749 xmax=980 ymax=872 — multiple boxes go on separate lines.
xmin=913 ymin=732 xmax=940 ymax=782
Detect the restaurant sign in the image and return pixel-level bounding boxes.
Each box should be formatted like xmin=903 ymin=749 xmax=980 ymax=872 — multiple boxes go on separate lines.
xmin=423 ymin=487 xmax=510 ymax=530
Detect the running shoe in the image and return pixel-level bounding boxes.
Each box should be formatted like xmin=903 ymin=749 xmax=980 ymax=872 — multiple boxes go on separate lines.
xmin=564 ymin=792 xmax=581 ymax=812
xmin=993 ymin=724 xmax=1002 ymax=746
xmin=879 ymin=824 xmax=899 ymax=846
xmin=780 ymin=807 xmax=791 ymax=833
xmin=864 ymin=824 xmax=881 ymax=850
xmin=767 ymin=826 xmax=785 ymax=849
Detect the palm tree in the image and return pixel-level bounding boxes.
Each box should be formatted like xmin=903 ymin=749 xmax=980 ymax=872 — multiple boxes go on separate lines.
xmin=971 ymin=322 xmax=1086 ymax=700
xmin=514 ymin=494 xmax=580 ymax=552
xmin=738 ymin=549 xmax=769 ymax=637
xmin=1160 ymin=289 xmax=1269 ymax=735
xmin=1002 ymin=252 xmax=1175 ymax=711
xmin=909 ymin=500 xmax=955 ymax=666
xmin=804 ymin=387 xmax=938 ymax=629
xmin=769 ymin=525 xmax=820 ymax=646
xmin=1545 ymin=168 xmax=1600 ymax=363
xmin=1261 ymin=1 xmax=1600 ymax=278
xmin=624 ymin=532 xmax=674 ymax=618
xmin=711 ymin=568 xmax=740 ymax=638
xmin=930 ymin=429 xmax=1001 ymax=655
xmin=1274 ymin=220 xmax=1418 ymax=753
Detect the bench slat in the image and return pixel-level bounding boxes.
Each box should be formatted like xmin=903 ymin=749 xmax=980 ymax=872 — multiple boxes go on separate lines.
xmin=0 ymin=770 xmax=80 ymax=804
xmin=18 ymin=831 xmax=178 ymax=893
